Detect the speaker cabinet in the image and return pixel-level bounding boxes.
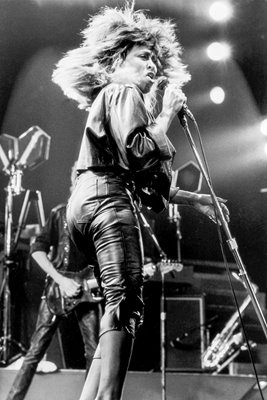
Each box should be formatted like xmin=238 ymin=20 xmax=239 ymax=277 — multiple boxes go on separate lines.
xmin=166 ymin=295 xmax=205 ymax=371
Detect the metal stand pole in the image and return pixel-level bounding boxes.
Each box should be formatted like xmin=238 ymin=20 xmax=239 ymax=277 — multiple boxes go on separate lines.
xmin=179 ymin=113 xmax=267 ymax=340
xmin=138 ymin=210 xmax=167 ymax=400
xmin=0 ymin=184 xmax=45 ymax=365
xmin=169 ymin=204 xmax=183 ymax=263
xmin=0 ymin=172 xmax=21 ymax=365
xmin=56 ymin=328 xmax=67 ymax=369
xmin=138 ymin=211 xmax=167 ymax=260
xmin=160 ymin=271 xmax=167 ymax=400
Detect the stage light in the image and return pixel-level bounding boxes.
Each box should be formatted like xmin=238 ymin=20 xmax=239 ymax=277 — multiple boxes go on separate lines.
xmin=210 ymin=86 xmax=225 ymax=104
xmin=260 ymin=118 xmax=267 ymax=136
xmin=209 ymin=1 xmax=233 ymax=23
xmin=207 ymin=42 xmax=231 ymax=61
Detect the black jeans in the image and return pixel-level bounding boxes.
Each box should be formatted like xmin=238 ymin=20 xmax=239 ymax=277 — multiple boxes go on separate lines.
xmin=6 ymin=298 xmax=100 ymax=400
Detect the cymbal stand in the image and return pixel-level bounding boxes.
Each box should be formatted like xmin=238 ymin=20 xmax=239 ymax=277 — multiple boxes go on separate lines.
xmin=179 ymin=112 xmax=267 ymax=341
xmin=0 ymin=165 xmax=45 ymax=366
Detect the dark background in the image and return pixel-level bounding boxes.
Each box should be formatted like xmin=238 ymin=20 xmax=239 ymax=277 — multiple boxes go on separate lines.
xmin=1 ymin=0 xmax=267 ymax=368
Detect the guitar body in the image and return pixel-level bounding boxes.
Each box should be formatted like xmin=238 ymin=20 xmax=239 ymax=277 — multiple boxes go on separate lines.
xmin=45 ymin=260 xmax=182 ymax=317
xmin=44 ymin=267 xmax=103 ymax=317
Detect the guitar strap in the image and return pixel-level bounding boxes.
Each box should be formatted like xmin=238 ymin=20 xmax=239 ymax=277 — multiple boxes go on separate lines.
xmin=61 ymin=213 xmax=70 ymax=271
xmin=47 ymin=209 xmax=70 ymax=274
xmin=44 ymin=210 xmax=71 ymax=299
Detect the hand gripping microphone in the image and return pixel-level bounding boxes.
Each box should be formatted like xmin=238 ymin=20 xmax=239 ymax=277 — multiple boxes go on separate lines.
xmin=178 ymin=103 xmax=195 ymax=122
xmin=156 ymin=76 xmax=195 ymax=122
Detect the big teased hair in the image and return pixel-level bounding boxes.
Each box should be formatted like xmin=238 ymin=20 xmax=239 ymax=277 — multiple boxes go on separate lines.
xmin=52 ymin=1 xmax=191 ymax=111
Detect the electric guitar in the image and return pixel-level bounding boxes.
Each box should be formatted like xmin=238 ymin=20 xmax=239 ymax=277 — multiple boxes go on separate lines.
xmin=44 ymin=266 xmax=103 ymax=317
xmin=44 ymin=260 xmax=183 ymax=317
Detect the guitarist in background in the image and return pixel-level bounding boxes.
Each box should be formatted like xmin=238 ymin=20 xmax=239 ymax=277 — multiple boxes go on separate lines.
xmin=6 ymin=162 xmax=101 ymax=400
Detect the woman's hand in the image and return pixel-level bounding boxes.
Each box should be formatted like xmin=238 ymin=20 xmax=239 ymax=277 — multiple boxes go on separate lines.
xmin=150 ymin=78 xmax=187 ymax=140
xmin=162 ymin=82 xmax=186 ymax=118
xmin=192 ymin=194 xmax=230 ymax=224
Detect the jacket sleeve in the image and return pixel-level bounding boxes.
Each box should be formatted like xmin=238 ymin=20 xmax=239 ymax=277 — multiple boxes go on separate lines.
xmin=104 ymin=84 xmax=173 ymax=171
xmin=30 ymin=208 xmax=58 ymax=255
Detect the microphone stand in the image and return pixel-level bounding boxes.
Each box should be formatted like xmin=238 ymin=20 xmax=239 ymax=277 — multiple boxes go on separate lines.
xmin=178 ymin=112 xmax=267 ymax=341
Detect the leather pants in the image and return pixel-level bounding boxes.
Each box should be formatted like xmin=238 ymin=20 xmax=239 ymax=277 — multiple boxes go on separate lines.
xmin=6 ymin=298 xmax=99 ymax=400
xmin=67 ymin=170 xmax=144 ymax=339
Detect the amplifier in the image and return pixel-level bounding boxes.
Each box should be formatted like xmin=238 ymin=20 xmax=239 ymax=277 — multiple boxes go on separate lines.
xmin=166 ymin=295 xmax=205 ymax=371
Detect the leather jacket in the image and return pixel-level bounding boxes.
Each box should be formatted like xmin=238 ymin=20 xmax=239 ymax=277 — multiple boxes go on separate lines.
xmin=76 ymin=83 xmax=176 ymax=212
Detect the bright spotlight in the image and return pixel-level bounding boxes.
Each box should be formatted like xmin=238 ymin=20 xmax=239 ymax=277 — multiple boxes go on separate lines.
xmin=207 ymin=42 xmax=231 ymax=61
xmin=260 ymin=118 xmax=267 ymax=136
xmin=209 ymin=1 xmax=233 ymax=23
xmin=210 ymin=87 xmax=225 ymax=104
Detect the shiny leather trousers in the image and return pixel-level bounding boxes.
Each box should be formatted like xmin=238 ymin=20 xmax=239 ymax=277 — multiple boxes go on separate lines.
xmin=67 ymin=170 xmax=144 ymax=339
xmin=6 ymin=299 xmax=99 ymax=400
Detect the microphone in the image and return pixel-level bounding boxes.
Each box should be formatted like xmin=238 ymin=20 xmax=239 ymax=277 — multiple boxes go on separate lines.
xmin=178 ymin=103 xmax=195 ymax=122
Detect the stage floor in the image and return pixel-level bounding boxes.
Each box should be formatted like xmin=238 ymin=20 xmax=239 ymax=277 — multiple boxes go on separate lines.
xmin=1 ymin=368 xmax=267 ymax=400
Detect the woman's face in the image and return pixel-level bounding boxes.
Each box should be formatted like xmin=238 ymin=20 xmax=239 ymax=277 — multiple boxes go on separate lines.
xmin=117 ymin=45 xmax=158 ymax=93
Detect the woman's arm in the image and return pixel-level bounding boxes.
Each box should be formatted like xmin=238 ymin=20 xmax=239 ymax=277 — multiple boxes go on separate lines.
xmin=105 ymin=83 xmax=186 ymax=169
xmin=147 ymin=83 xmax=186 ymax=159
xmin=169 ymin=187 xmax=230 ymax=223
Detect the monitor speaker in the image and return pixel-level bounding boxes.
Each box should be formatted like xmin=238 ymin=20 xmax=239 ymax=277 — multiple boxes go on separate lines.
xmin=166 ymin=295 xmax=205 ymax=371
